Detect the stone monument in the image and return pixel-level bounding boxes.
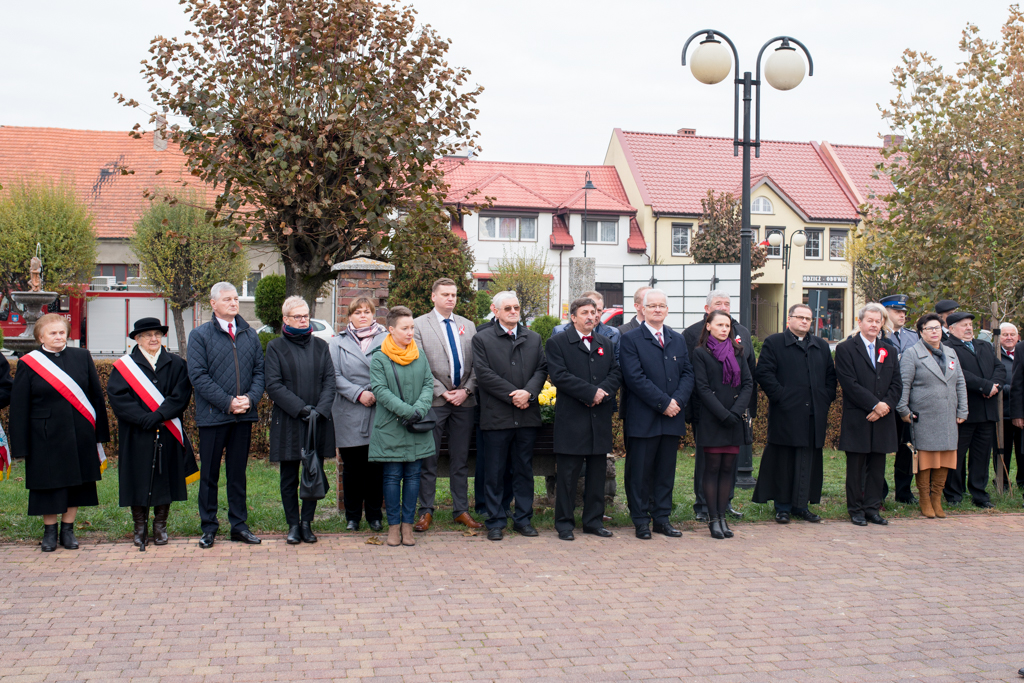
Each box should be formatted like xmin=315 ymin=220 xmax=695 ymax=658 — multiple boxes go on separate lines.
xmin=567 ymin=257 xmax=596 ymax=303
xmin=5 ymin=250 xmax=60 ymax=356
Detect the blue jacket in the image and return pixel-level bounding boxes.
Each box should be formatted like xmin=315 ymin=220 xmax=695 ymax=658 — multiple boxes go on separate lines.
xmin=187 ymin=315 xmax=265 ymax=426
xmin=619 ymin=324 xmax=694 ymax=438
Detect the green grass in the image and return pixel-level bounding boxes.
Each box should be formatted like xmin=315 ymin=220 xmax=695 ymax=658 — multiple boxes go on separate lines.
xmin=1 ymin=449 xmax=1021 ymax=542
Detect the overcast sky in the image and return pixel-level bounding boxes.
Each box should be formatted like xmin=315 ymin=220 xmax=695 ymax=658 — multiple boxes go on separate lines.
xmin=1 ymin=1 xmax=1013 ymax=164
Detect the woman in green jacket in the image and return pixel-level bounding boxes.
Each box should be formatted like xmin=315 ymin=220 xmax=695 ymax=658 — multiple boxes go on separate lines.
xmin=369 ymin=306 xmax=435 ymax=547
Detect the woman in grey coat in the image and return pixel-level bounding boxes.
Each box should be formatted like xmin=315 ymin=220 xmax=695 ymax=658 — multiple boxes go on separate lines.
xmin=329 ymin=296 xmax=388 ymax=532
xmin=897 ymin=313 xmax=968 ymax=519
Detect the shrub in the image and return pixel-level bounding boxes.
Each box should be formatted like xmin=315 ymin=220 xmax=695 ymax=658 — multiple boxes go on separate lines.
xmin=254 ymin=274 xmax=286 ymax=333
xmin=258 ymin=331 xmax=279 ymax=353
xmin=475 ymin=289 xmax=492 ymax=324
xmin=530 ymin=315 xmax=560 ymax=345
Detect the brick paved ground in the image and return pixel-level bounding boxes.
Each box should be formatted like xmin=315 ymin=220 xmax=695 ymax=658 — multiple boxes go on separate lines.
xmin=2 ymin=515 xmax=1023 ymax=682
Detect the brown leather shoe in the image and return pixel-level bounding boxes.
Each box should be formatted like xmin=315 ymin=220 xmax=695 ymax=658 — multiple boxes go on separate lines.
xmin=454 ymin=512 xmax=483 ymax=529
xmin=413 ymin=513 xmax=432 ymax=532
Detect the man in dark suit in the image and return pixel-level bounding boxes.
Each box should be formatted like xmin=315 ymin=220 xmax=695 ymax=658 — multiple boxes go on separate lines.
xmin=546 ymin=297 xmax=622 ymax=541
xmin=944 ymin=311 xmax=1005 ymax=507
xmin=993 ymin=323 xmax=1020 ymax=493
xmin=834 ymin=303 xmax=902 ymax=526
xmin=619 ymin=289 xmax=694 ymax=539
xmin=753 ymin=303 xmax=837 ymax=523
xmin=617 ymin=286 xmax=651 ymax=335
xmin=683 ymin=290 xmax=757 ymax=523
xmin=472 ymin=291 xmax=548 ymax=541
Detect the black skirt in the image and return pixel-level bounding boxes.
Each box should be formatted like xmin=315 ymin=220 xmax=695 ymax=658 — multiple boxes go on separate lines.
xmin=27 ymin=482 xmax=99 ymax=516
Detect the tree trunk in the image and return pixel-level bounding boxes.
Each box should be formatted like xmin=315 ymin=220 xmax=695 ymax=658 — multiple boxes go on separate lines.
xmin=283 ymin=259 xmax=321 ymax=319
xmin=170 ymin=304 xmax=188 ymax=359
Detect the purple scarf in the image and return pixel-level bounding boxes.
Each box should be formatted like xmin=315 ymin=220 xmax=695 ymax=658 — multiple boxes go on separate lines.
xmin=347 ymin=321 xmax=386 ymax=353
xmin=707 ymin=336 xmax=741 ymax=388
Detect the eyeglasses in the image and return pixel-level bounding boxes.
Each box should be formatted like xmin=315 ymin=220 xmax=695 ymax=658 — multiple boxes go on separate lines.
xmin=286 ymin=314 xmax=310 ymax=321
xmin=920 ymin=325 xmax=942 ymax=332
xmin=645 ymin=304 xmax=668 ymax=310
xmin=501 ymin=305 xmax=521 ymax=312
xmin=789 ymin=315 xmax=813 ymax=322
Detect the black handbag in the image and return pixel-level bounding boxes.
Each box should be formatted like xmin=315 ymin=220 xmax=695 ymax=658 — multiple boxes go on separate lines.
xmin=299 ymin=417 xmax=327 ymax=501
xmin=390 ymin=360 xmax=438 ymax=433
xmin=742 ymin=410 xmax=754 ymax=446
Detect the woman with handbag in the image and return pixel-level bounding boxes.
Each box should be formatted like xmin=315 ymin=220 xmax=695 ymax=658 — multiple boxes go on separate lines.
xmin=329 ymin=296 xmax=388 ymax=532
xmin=691 ymin=310 xmax=754 ymax=539
xmin=265 ymin=296 xmax=336 ymax=545
xmin=368 ymin=306 xmax=435 ymax=547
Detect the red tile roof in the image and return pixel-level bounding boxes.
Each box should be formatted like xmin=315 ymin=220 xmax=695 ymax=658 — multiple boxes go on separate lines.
xmin=549 ymin=214 xmax=574 ymax=250
xmin=821 ymin=142 xmax=892 ymax=213
xmin=627 ymin=216 xmax=647 ymax=253
xmin=615 ymin=129 xmax=863 ymax=222
xmin=0 ymin=126 xmax=218 ymax=239
xmin=440 ymin=158 xmax=636 ymax=214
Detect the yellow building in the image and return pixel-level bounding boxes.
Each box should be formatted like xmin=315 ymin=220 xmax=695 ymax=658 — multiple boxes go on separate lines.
xmin=605 ymin=128 xmax=889 ymax=340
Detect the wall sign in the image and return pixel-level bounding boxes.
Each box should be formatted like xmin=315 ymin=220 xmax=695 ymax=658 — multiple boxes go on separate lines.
xmin=802 ymin=275 xmax=848 ymax=286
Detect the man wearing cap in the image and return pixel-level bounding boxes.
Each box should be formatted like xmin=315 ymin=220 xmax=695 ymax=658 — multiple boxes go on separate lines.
xmin=880 ymin=294 xmax=920 ymax=504
xmin=944 ymin=311 xmax=1005 ymax=507
xmin=935 ymin=300 xmax=959 ymax=342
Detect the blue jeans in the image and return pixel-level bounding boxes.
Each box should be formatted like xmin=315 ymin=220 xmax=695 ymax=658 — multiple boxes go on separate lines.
xmin=383 ymin=461 xmax=422 ymax=526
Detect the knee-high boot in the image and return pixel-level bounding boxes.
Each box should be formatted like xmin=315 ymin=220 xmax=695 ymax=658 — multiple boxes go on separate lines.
xmin=131 ymin=506 xmax=149 ymax=547
xmin=916 ymin=469 xmax=934 ymax=518
xmin=931 ymin=467 xmax=948 ymax=519
xmin=152 ymin=505 xmax=169 ymax=545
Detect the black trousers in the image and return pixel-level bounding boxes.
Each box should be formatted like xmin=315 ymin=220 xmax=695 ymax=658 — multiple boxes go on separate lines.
xmin=992 ymin=418 xmax=1024 ymax=492
xmin=624 ymin=435 xmax=679 ymax=527
xmin=946 ymin=421 xmax=994 ymax=504
xmin=845 ymin=451 xmax=886 ymax=516
xmin=420 ymin=403 xmax=474 ymax=517
xmin=554 ymin=453 xmax=605 ymax=532
xmin=692 ymin=425 xmax=737 ymax=514
xmin=339 ymin=445 xmax=383 ymax=523
xmin=474 ymin=418 xmax=514 ymax=515
xmin=480 ymin=427 xmax=536 ymax=530
xmin=891 ymin=421 xmax=917 ymax=502
xmin=198 ymin=422 xmax=252 ymax=535
xmin=279 ymin=460 xmax=317 ymax=526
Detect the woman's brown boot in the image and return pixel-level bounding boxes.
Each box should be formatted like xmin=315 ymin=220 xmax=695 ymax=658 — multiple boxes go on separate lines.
xmin=931 ymin=467 xmax=948 ymax=518
xmin=916 ymin=469 xmax=934 ymax=518
xmin=386 ymin=524 xmax=401 ymax=547
xmin=401 ymin=523 xmax=416 ymax=546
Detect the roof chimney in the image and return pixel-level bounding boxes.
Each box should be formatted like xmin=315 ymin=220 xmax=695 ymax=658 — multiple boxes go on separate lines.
xmin=153 ymin=113 xmax=168 ymax=152
xmin=882 ymin=134 xmax=904 ymax=149
xmin=677 ymin=128 xmax=696 ymax=137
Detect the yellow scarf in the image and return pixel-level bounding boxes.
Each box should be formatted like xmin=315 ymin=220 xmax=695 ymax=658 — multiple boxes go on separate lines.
xmin=381 ymin=334 xmax=420 ymax=365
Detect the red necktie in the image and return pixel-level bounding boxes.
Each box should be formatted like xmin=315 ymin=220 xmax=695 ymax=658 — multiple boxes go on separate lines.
xmin=581 ymin=335 xmax=593 ymax=343
xmin=228 ymin=322 xmax=235 ymax=340
xmin=656 ymin=331 xmax=664 ymax=348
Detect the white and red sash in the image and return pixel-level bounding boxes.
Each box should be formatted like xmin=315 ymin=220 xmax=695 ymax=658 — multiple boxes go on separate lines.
xmin=22 ymin=350 xmax=106 ymax=467
xmin=112 ymin=354 xmax=185 ymax=446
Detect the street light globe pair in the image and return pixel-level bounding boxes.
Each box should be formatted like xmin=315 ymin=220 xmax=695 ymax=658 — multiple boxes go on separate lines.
xmin=690 ymin=36 xmax=806 ymax=90
xmin=767 ymin=231 xmax=806 ymax=248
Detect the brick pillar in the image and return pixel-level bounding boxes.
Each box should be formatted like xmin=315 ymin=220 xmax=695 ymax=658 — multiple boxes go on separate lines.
xmin=331 ymin=258 xmax=395 ymax=512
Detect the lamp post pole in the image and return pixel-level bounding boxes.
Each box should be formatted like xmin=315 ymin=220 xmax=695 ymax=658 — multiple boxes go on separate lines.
xmin=775 ymin=229 xmax=806 ymax=326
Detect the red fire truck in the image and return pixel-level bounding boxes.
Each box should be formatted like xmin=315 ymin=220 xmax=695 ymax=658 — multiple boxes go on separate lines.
xmin=0 ymin=288 xmax=87 ymax=347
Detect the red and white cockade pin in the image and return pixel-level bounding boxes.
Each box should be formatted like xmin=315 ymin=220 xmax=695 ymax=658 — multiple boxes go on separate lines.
xmin=877 ymin=348 xmax=888 ymax=363
xmin=597 ymin=347 xmax=605 ymax=356
xmin=458 ymin=325 xmax=465 ymax=335
xmin=949 ymin=359 xmax=956 ymax=370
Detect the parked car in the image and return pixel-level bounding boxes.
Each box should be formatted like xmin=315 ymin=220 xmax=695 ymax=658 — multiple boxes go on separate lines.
xmin=601 ymin=307 xmax=624 ymax=328
xmin=257 ymin=318 xmax=335 ymax=341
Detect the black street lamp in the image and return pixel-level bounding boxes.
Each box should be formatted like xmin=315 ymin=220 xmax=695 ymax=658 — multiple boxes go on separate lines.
xmin=768 ymin=229 xmax=807 ymax=327
xmin=582 ymin=171 xmax=596 ymax=258
xmin=682 ymin=30 xmax=813 ymax=489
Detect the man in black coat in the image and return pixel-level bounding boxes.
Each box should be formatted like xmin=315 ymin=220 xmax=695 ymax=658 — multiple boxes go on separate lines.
xmin=1014 ymin=339 xmax=1024 ymax=505
xmin=546 ymin=297 xmax=622 ymax=541
xmin=753 ymin=303 xmax=837 ymax=523
xmin=472 ymin=291 xmax=548 ymax=541
xmin=834 ymin=304 xmax=902 ymax=526
xmin=683 ymin=290 xmax=758 ymax=522
xmin=943 ymin=312 xmax=1005 ymax=507
xmin=993 ymin=324 xmax=1020 ymax=493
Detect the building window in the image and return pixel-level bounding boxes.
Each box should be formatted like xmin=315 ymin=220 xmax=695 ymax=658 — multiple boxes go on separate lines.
xmin=766 ymin=228 xmax=784 ymax=258
xmin=479 ymin=215 xmax=537 ymax=241
xmin=94 ymin=264 xmax=140 ymax=283
xmin=671 ymin=222 xmax=691 ymax=256
xmin=804 ymin=230 xmax=822 ymax=259
xmin=750 ymin=226 xmax=759 ymax=245
xmin=751 ymin=197 xmax=773 ymax=214
xmin=242 ymin=272 xmax=262 ymax=297
xmin=583 ymin=219 xmax=617 ymax=244
xmin=829 ymin=230 xmax=848 ymax=260
xmin=476 ymin=278 xmax=493 ymax=291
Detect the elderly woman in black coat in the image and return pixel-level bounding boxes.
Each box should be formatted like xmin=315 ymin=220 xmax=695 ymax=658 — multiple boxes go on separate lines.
xmin=691 ymin=310 xmax=754 ymax=539
xmin=107 ymin=318 xmax=196 ymax=549
xmin=265 ymin=296 xmax=336 ymax=544
xmin=10 ymin=313 xmax=111 ymax=552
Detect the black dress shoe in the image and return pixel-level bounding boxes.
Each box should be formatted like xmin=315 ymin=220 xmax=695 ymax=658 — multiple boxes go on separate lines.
xmin=725 ymin=505 xmax=744 ymax=519
xmin=368 ymin=520 xmax=383 ymax=532
xmin=720 ymin=517 xmax=734 ymax=538
xmin=583 ymin=527 xmax=613 ymax=538
xmin=40 ymin=524 xmax=58 ymax=552
xmin=513 ymin=524 xmax=538 ymax=537
xmin=230 ymin=529 xmax=262 ymax=544
xmin=866 ymin=513 xmax=888 ymax=525
xmin=198 ymin=532 xmax=215 ymax=549
xmin=708 ymin=518 xmax=725 ymax=540
xmin=775 ymin=512 xmax=790 ymax=524
xmin=1018 ymin=665 xmax=1024 ymax=677
xmin=653 ymin=523 xmax=682 ymax=537
xmin=59 ymin=521 xmax=79 ymax=550
xmin=487 ymin=528 xmax=503 ymax=541
xmin=635 ymin=525 xmax=652 ymax=540
xmin=557 ymin=529 xmax=574 ymax=541
xmin=850 ymin=514 xmax=868 ymax=526
xmin=286 ymin=525 xmax=301 ymax=544
xmin=299 ymin=522 xmax=317 ymax=543
xmin=973 ymin=500 xmax=995 ymax=509
xmin=792 ymin=509 xmax=822 ymax=523
xmin=345 ymin=520 xmax=359 ymax=531
xmin=694 ymin=510 xmax=710 ymax=523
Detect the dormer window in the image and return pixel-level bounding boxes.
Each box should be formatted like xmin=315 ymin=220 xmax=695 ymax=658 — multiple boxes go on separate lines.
xmin=751 ymin=197 xmax=773 ymax=214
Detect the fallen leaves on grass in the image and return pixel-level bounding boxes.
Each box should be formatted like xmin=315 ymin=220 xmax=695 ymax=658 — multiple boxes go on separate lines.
xmin=365 ymin=536 xmax=383 ymax=545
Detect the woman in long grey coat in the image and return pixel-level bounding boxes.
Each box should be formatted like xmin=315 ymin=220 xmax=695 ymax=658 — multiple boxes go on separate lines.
xmin=897 ymin=313 xmax=967 ymax=519
xmin=329 ymin=296 xmax=388 ymax=532
xmin=265 ymin=297 xmax=336 ymax=545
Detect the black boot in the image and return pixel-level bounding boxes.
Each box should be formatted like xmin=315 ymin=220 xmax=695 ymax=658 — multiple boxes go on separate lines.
xmin=286 ymin=525 xmax=301 ymax=545
xmin=299 ymin=521 xmax=317 ymax=544
xmin=708 ymin=518 xmax=725 ymax=540
xmin=152 ymin=505 xmax=169 ymax=545
xmin=41 ymin=524 xmax=58 ymax=552
xmin=720 ymin=516 xmax=734 ymax=538
xmin=59 ymin=521 xmax=79 ymax=550
xmin=131 ymin=506 xmax=149 ymax=548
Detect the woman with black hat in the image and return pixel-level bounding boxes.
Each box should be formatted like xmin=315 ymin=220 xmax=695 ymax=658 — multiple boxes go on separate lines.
xmin=107 ymin=317 xmax=197 ymax=549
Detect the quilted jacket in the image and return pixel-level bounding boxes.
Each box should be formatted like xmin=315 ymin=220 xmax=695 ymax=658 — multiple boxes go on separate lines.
xmin=187 ymin=315 xmax=266 ymax=427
